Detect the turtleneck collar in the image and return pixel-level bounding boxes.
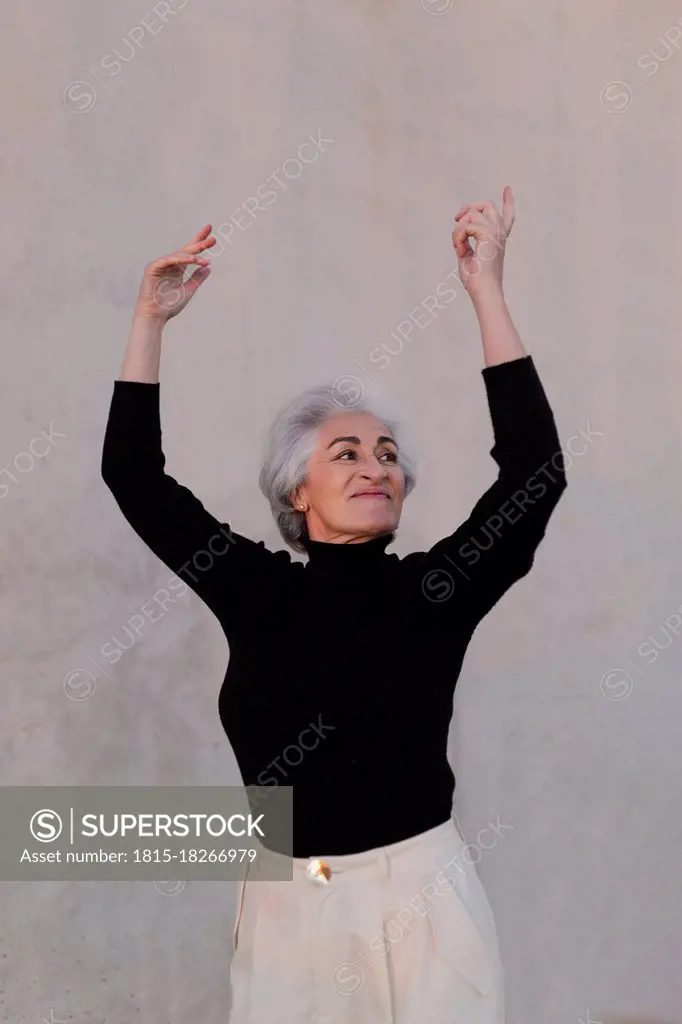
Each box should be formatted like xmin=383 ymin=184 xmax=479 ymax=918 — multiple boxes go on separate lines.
xmin=302 ymin=531 xmax=395 ymax=578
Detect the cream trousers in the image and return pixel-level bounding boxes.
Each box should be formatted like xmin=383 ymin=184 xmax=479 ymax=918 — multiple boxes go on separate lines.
xmin=228 ymin=817 xmax=505 ymax=1023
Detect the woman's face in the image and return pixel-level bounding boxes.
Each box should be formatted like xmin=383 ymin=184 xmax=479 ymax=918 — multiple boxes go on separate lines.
xmin=293 ymin=411 xmax=406 ymax=543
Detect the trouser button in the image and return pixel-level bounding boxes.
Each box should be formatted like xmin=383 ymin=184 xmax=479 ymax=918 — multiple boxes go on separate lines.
xmin=306 ymin=857 xmax=332 ymax=884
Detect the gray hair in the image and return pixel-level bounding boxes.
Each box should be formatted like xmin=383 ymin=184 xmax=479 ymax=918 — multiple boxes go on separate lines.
xmin=258 ymin=380 xmax=418 ymax=553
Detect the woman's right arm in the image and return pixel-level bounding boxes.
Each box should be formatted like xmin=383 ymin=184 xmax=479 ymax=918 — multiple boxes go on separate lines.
xmin=101 ymin=226 xmax=288 ymax=627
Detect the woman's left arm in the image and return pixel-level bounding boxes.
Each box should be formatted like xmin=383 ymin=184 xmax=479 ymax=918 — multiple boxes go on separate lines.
xmin=417 ymin=344 xmax=567 ymax=626
xmin=405 ymin=188 xmax=567 ymax=626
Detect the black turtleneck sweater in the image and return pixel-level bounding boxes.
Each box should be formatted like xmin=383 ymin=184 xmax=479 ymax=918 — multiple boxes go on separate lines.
xmin=101 ymin=355 xmax=566 ymax=856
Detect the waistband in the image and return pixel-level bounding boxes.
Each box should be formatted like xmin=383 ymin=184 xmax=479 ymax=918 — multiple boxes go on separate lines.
xmin=252 ymin=816 xmax=463 ymax=879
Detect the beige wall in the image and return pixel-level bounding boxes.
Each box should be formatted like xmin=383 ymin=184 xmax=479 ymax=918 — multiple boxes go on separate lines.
xmin=2 ymin=0 xmax=682 ymax=1020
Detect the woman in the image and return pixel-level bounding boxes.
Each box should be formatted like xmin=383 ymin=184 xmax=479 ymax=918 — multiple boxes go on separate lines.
xmin=101 ymin=186 xmax=567 ymax=1024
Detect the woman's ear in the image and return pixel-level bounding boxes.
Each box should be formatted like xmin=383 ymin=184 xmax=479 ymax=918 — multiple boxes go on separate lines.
xmin=290 ymin=484 xmax=309 ymax=513
xmin=290 ymin=489 xmax=308 ymax=513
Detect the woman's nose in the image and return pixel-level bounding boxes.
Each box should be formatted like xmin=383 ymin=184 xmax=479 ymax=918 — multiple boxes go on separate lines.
xmin=359 ymin=459 xmax=388 ymax=479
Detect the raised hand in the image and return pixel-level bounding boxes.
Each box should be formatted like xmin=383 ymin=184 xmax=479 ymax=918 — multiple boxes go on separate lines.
xmin=452 ymin=186 xmax=515 ymax=298
xmin=133 ymin=224 xmax=217 ymax=322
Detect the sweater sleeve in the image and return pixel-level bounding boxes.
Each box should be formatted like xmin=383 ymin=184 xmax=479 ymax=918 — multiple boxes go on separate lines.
xmin=404 ymin=355 xmax=567 ymax=627
xmin=101 ymin=380 xmax=287 ymax=627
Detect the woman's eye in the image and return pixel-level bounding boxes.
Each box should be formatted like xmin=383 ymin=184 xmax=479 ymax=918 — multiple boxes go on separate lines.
xmin=336 ymin=449 xmax=397 ymax=463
